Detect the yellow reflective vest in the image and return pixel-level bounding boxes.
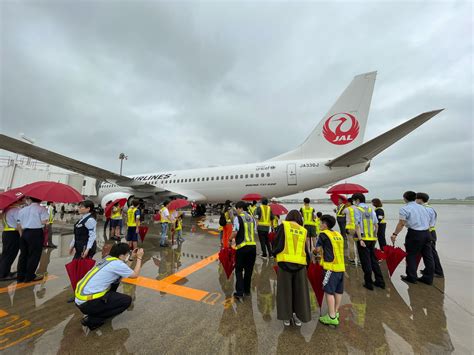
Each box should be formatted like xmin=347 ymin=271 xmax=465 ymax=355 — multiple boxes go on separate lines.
xmin=127 ymin=207 xmax=138 ymax=227
xmin=75 ymin=257 xmax=119 ymax=302
xmin=160 ymin=207 xmax=170 ymax=223
xmin=175 ymin=218 xmax=182 ymax=231
xmin=258 ymin=205 xmax=271 ymax=227
xmin=336 ymin=204 xmax=346 ymax=217
xmin=357 ymin=206 xmax=377 ymax=241
xmin=301 ymin=206 xmax=316 ymax=226
xmin=319 ymin=230 xmax=345 ymax=272
xmin=276 ymin=221 xmax=307 ymax=265
xmin=2 ymin=213 xmax=15 ymax=232
xmin=236 ymin=213 xmax=257 ymax=250
xmin=345 ymin=206 xmax=355 ymax=231
xmin=111 ymin=206 xmax=122 ymax=220
xmin=48 ymin=206 xmax=54 ymax=224
xmin=248 ymin=205 xmax=257 ymax=216
xmin=315 ymin=217 xmax=321 ymax=235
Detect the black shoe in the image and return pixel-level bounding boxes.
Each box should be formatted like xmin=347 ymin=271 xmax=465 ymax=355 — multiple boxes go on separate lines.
xmin=417 ymin=277 xmax=433 ymax=285
xmin=260 ymin=254 xmax=268 ymax=258
xmin=400 ymin=275 xmax=417 ymax=284
xmin=244 ymin=292 xmax=251 ymax=297
xmin=46 ymin=244 xmax=58 ymax=248
xmin=81 ymin=317 xmax=103 ymax=331
xmin=8 ymin=272 xmax=17 ymax=278
xmin=67 ymin=296 xmax=75 ymax=303
xmin=373 ymin=282 xmax=386 ymax=289
xmin=363 ymin=283 xmax=374 ymax=291
xmin=25 ymin=275 xmax=44 ymax=282
xmin=17 ymin=278 xmax=25 ymax=283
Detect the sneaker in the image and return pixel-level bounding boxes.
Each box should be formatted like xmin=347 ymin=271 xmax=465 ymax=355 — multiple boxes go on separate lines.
xmin=283 ymin=320 xmax=291 ymax=326
xmin=336 ymin=312 xmax=340 ymax=319
xmin=293 ymin=313 xmax=302 ymax=326
xmin=319 ymin=314 xmax=339 ymax=326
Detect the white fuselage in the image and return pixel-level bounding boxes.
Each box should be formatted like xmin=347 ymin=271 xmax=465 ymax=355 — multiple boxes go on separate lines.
xmin=97 ymin=159 xmax=370 ymax=204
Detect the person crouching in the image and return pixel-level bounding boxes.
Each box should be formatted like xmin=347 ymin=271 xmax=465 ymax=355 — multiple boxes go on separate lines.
xmin=272 ymin=210 xmax=311 ymax=327
xmin=75 ymin=243 xmax=144 ymax=330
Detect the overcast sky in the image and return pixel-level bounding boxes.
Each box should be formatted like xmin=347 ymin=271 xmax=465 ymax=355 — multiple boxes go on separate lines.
xmin=1 ymin=1 xmax=472 ymax=199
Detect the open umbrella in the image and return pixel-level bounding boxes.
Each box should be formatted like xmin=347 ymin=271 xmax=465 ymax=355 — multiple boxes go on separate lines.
xmin=326 ymin=183 xmax=368 ymax=195
xmin=383 ymin=245 xmax=407 ymax=277
xmin=330 ymin=193 xmax=347 ymax=206
xmin=269 ymin=203 xmax=288 ymax=215
xmin=218 ymin=247 xmax=236 ymax=279
xmin=0 ymin=189 xmax=25 ymax=210
xmin=65 ymin=258 xmax=96 ymax=291
xmin=104 ymin=198 xmax=127 ymax=218
xmin=19 ymin=181 xmax=83 ymax=203
xmin=242 ymin=193 xmax=262 ymax=201
xmin=138 ymin=225 xmax=149 ymax=242
xmin=168 ymin=199 xmax=190 ymax=210
xmin=307 ymin=262 xmax=324 ymax=308
xmin=374 ymin=248 xmax=387 ymax=261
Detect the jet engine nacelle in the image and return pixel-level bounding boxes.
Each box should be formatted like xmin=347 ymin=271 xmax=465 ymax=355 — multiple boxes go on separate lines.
xmin=100 ymin=192 xmax=134 ymax=209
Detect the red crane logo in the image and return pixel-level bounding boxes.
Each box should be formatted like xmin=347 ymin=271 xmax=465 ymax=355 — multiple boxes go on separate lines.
xmin=322 ymin=113 xmax=360 ymax=145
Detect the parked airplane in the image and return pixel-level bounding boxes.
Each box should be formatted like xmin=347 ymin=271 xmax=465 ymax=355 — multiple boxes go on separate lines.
xmin=0 ymin=71 xmax=442 ymax=207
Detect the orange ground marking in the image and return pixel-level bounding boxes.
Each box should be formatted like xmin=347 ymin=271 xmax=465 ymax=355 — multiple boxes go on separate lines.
xmin=0 ymin=275 xmax=58 ymax=294
xmin=161 ymin=252 xmax=218 ymax=284
xmin=0 ymin=310 xmax=8 ymax=318
xmin=122 ymin=277 xmax=209 ymax=302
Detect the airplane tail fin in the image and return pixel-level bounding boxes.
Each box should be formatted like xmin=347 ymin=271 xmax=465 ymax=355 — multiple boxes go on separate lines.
xmin=269 ymin=71 xmax=377 ymax=161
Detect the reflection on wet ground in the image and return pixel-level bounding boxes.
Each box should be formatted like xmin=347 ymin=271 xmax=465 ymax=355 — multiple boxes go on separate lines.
xmin=0 ymin=211 xmax=472 ymax=354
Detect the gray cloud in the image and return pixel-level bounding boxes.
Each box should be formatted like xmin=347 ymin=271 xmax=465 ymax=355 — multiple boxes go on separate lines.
xmin=1 ymin=1 xmax=472 ymax=199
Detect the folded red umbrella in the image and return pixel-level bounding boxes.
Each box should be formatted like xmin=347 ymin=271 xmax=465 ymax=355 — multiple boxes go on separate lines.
xmin=268 ymin=231 xmax=276 ymax=243
xmin=153 ymin=213 xmax=161 ymax=221
xmin=0 ymin=189 xmax=25 ymax=210
xmin=330 ymin=193 xmax=347 ymax=206
xmin=269 ymin=203 xmax=288 ymax=215
xmin=273 ymin=264 xmax=278 ymax=274
xmin=65 ymin=258 xmax=96 ymax=291
xmin=307 ymin=262 xmax=324 ymax=308
xmin=138 ymin=225 xmax=149 ymax=242
xmin=326 ymin=183 xmax=368 ymax=195
xmin=104 ymin=198 xmax=127 ymax=218
xmin=18 ymin=181 xmax=83 ymax=203
xmin=374 ymin=248 xmax=387 ymax=261
xmin=168 ymin=199 xmax=190 ymax=210
xmin=242 ymin=193 xmax=262 ymax=201
xmin=218 ymin=247 xmax=236 ymax=279
xmin=383 ymin=245 xmax=407 ymax=277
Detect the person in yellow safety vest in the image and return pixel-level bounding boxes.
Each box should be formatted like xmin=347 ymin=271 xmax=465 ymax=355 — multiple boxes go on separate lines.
xmin=230 ymin=201 xmax=257 ymax=301
xmin=175 ymin=212 xmax=185 ymax=244
xmin=334 ymin=197 xmax=348 ymax=241
xmin=219 ymin=200 xmax=234 ymax=248
xmin=75 ymin=242 xmax=144 ymax=330
xmin=314 ymin=214 xmax=345 ymax=326
xmin=110 ymin=202 xmax=123 ymax=241
xmin=126 ymin=199 xmax=141 ymax=250
xmin=416 ymin=192 xmax=444 ymax=278
xmin=272 ymin=210 xmax=311 ymax=327
xmin=248 ymin=200 xmax=258 ymax=216
xmin=343 ymin=198 xmax=357 ymax=263
xmin=300 ymin=197 xmax=317 ymax=248
xmin=159 ymin=201 xmax=171 ymax=247
xmin=352 ymin=193 xmax=385 ymax=291
xmin=45 ymin=201 xmax=57 ymax=248
xmin=371 ymin=198 xmax=387 ymax=250
xmin=272 ymin=215 xmax=280 ymax=231
xmin=0 ymin=202 xmax=22 ymax=281
xmin=254 ymin=198 xmax=274 ymax=258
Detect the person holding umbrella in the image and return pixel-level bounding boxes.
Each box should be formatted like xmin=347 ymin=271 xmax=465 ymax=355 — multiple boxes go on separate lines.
xmin=17 ymin=196 xmax=49 ymax=282
xmin=254 ymin=198 xmax=274 ymax=258
xmin=0 ymin=201 xmax=22 ymax=281
xmin=272 ymin=210 xmax=311 ymax=327
xmin=352 ymin=193 xmax=385 ymax=290
xmin=69 ymin=200 xmax=97 ymax=259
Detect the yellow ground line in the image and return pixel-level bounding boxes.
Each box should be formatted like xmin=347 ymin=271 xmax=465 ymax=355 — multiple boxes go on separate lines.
xmin=0 ymin=275 xmax=58 ymax=294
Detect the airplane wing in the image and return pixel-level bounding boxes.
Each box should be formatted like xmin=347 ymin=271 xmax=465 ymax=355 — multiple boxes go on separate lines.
xmin=0 ymin=134 xmax=156 ymax=192
xmin=326 ymin=109 xmax=444 ymax=167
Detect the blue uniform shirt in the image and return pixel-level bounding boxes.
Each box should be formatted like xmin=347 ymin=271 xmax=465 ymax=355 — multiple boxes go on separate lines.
xmin=18 ymin=203 xmax=49 ymax=229
xmin=424 ymin=204 xmax=437 ymax=228
xmin=353 ymin=202 xmax=378 ymax=233
xmin=399 ymin=201 xmax=430 ymax=230
xmin=5 ymin=207 xmax=20 ymax=228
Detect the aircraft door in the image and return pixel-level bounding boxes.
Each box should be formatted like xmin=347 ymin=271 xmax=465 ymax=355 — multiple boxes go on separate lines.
xmin=287 ymin=163 xmax=297 ymax=186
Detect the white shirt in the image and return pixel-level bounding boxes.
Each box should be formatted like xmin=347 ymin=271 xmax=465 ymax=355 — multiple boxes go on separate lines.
xmin=69 ymin=213 xmax=97 ymax=250
xmin=18 ymin=203 xmax=49 ymax=229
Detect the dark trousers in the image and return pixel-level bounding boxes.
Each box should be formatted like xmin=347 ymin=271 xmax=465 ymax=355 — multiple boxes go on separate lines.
xmin=77 ymin=283 xmax=132 ymax=327
xmin=17 ymin=228 xmax=44 ymax=281
xmin=336 ymin=217 xmax=348 ymax=254
xmin=356 ymin=240 xmax=385 ymax=287
xmin=0 ymin=231 xmax=20 ymax=277
xmin=377 ymin=223 xmax=387 ymax=249
xmin=430 ymin=231 xmax=444 ymax=276
xmin=405 ymin=229 xmax=434 ymax=284
xmin=257 ymin=230 xmax=271 ymax=257
xmin=235 ymin=246 xmax=256 ymax=296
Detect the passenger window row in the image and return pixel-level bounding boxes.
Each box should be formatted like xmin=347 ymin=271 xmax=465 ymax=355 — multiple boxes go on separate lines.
xmin=162 ymin=172 xmax=271 ymax=184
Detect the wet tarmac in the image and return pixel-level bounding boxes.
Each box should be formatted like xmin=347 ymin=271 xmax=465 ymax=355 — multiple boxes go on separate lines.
xmin=0 ymin=204 xmax=472 ymax=354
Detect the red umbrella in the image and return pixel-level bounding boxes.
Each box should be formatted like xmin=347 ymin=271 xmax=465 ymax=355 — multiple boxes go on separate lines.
xmin=330 ymin=193 xmax=347 ymax=206
xmin=18 ymin=181 xmax=83 ymax=203
xmin=138 ymin=225 xmax=149 ymax=242
xmin=65 ymin=258 xmax=96 ymax=291
xmin=374 ymin=248 xmax=387 ymax=261
xmin=383 ymin=245 xmax=407 ymax=277
xmin=104 ymin=198 xmax=127 ymax=218
xmin=153 ymin=213 xmax=161 ymax=221
xmin=268 ymin=203 xmax=288 ymax=215
xmin=273 ymin=264 xmax=278 ymax=274
xmin=168 ymin=199 xmax=190 ymax=210
xmin=326 ymin=183 xmax=368 ymax=195
xmin=268 ymin=231 xmax=276 ymax=243
xmin=218 ymin=247 xmax=236 ymax=279
xmin=0 ymin=189 xmax=25 ymax=210
xmin=242 ymin=193 xmax=262 ymax=201
xmin=307 ymin=262 xmax=324 ymax=308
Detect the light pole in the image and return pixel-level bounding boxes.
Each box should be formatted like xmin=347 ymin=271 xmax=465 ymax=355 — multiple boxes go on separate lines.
xmin=119 ymin=153 xmax=128 ymax=175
